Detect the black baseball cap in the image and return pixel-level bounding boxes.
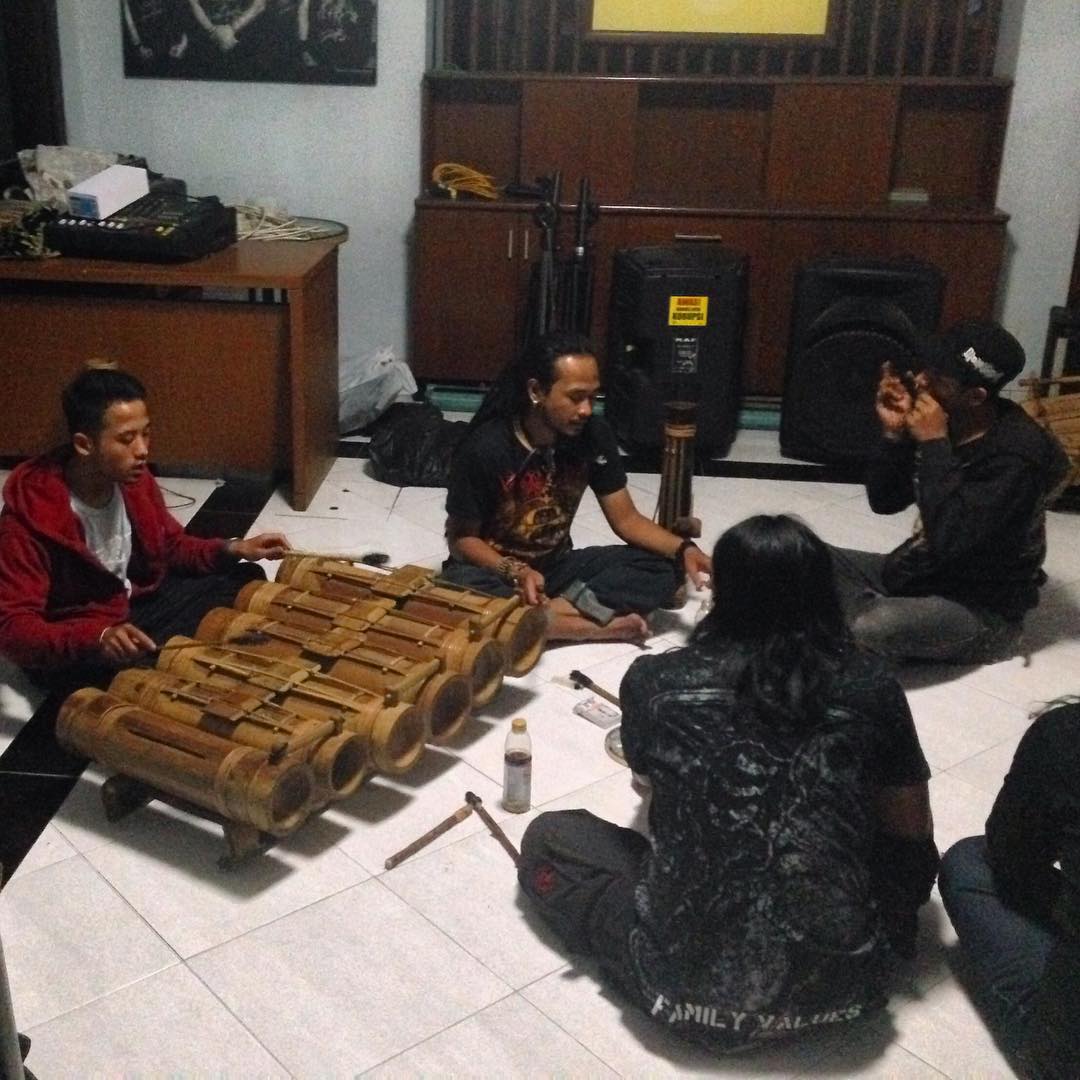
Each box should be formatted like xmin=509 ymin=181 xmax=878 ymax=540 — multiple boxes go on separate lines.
xmin=919 ymin=320 xmax=1026 ymax=393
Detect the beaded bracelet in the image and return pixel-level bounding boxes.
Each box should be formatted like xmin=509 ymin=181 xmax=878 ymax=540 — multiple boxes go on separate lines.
xmin=494 ymin=555 xmax=528 ymax=584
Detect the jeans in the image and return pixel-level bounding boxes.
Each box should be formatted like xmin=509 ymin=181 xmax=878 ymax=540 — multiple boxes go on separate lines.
xmin=26 ymin=562 xmax=266 ymax=696
xmin=938 ymin=836 xmax=1077 ymax=1078
xmin=442 ymin=544 xmax=678 ymax=624
xmin=829 ymin=546 xmax=1021 ymax=664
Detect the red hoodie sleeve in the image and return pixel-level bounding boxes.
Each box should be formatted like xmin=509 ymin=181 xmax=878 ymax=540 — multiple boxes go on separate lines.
xmin=0 ymin=513 xmax=109 ymax=670
xmin=127 ymin=474 xmax=230 ymax=579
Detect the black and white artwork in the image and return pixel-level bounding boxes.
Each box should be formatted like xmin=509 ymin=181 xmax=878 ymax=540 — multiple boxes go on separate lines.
xmin=121 ymin=1 xmax=377 ymax=85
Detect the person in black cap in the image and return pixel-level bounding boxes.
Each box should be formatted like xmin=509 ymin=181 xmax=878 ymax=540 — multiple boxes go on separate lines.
xmin=830 ymin=319 xmax=1071 ymax=664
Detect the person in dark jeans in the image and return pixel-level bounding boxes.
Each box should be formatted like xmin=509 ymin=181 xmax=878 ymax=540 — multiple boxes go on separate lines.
xmin=938 ymin=701 xmax=1080 ymax=1079
xmin=0 ymin=364 xmax=288 ymax=691
xmin=831 ymin=320 xmax=1070 ymax=664
xmin=442 ymin=331 xmax=711 ymax=644
xmin=519 ymin=515 xmax=938 ymax=1052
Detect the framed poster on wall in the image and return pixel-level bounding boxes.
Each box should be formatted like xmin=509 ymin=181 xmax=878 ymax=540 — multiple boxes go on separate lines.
xmin=584 ymin=0 xmax=837 ymax=45
xmin=121 ymin=1 xmax=377 ymax=85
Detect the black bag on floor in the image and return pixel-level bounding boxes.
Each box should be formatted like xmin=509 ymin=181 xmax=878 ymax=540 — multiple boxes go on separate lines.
xmin=367 ymin=402 xmax=469 ymax=487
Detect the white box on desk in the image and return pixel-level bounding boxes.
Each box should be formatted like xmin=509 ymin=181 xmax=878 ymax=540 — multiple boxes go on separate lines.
xmin=67 ymin=164 xmax=149 ymax=220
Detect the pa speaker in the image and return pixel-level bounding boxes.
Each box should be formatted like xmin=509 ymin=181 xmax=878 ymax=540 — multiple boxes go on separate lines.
xmin=780 ymin=256 xmax=945 ymax=465
xmin=605 ymin=245 xmax=747 ymax=455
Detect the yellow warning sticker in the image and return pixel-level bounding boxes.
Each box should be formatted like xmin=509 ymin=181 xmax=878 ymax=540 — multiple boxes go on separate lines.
xmin=668 ymin=295 xmax=708 ymax=326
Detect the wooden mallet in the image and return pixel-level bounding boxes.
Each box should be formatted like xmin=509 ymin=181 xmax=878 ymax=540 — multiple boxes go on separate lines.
xmin=383 ymin=802 xmax=474 ymax=870
xmin=465 ymin=790 xmax=520 ymax=865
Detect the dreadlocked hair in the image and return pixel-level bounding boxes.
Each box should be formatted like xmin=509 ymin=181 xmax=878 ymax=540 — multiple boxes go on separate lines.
xmin=466 ymin=329 xmax=595 ymax=436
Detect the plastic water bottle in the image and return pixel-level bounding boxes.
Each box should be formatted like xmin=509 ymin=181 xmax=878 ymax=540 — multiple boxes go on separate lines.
xmin=502 ymin=717 xmax=532 ymax=813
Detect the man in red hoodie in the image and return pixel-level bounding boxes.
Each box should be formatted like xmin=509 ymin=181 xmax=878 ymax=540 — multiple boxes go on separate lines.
xmin=0 ymin=365 xmax=288 ymax=685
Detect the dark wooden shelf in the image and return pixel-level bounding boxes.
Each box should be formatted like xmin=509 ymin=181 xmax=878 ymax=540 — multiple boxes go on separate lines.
xmin=413 ymin=44 xmax=1012 ymax=394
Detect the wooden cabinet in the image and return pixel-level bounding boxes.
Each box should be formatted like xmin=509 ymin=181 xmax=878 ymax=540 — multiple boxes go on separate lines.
xmin=0 ymin=239 xmax=344 ymax=510
xmin=410 ymin=73 xmax=1011 ymax=396
xmin=412 ymin=204 xmax=540 ymax=381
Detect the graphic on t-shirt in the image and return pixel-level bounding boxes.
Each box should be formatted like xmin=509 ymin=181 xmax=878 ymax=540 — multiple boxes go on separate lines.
xmin=490 ymin=457 xmax=589 ymax=561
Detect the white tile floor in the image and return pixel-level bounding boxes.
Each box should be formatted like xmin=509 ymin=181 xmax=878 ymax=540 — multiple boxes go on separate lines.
xmin=2 ymin=431 xmax=1079 ymax=1078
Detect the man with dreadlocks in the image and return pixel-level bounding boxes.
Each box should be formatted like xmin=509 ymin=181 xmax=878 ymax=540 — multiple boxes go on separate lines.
xmin=442 ymin=332 xmax=712 ymax=643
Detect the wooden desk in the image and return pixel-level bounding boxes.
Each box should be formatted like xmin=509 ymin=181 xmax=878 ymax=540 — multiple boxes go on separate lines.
xmin=0 ymin=237 xmax=345 ymax=510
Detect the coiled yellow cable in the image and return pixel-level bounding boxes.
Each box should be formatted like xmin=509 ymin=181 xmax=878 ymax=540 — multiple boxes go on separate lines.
xmin=431 ymin=163 xmax=501 ymax=200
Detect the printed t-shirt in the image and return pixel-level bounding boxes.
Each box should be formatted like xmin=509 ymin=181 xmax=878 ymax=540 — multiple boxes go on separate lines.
xmin=446 ymin=416 xmax=626 ymax=564
xmin=618 ymin=644 xmax=931 ymax=1050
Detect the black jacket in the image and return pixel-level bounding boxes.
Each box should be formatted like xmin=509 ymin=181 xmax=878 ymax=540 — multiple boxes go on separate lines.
xmin=866 ymin=400 xmax=1070 ymax=619
xmin=986 ymin=702 xmax=1080 ymax=1079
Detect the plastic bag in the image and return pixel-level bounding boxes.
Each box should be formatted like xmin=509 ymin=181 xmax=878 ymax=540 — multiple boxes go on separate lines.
xmin=339 ymin=346 xmax=418 ymax=434
xmin=367 ymin=402 xmax=469 ymax=487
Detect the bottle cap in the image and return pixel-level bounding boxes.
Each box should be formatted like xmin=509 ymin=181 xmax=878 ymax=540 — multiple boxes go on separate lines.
xmin=511 ymin=717 xmax=527 ymax=732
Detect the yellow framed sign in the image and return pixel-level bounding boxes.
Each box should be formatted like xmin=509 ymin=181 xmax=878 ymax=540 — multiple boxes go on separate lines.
xmin=585 ymin=1 xmax=837 ymax=45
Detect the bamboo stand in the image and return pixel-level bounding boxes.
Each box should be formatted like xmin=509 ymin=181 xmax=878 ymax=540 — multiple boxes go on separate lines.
xmin=656 ymin=401 xmax=701 ymax=540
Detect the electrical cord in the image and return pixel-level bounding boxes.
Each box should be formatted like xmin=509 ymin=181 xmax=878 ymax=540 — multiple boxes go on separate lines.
xmin=234 ymin=204 xmax=341 ymax=241
xmin=431 ymin=163 xmax=500 ymax=200
xmin=158 ymin=484 xmax=197 ymax=510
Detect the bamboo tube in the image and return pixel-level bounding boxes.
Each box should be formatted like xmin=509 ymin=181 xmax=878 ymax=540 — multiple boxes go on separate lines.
xmin=277 ymin=554 xmax=409 ymax=604
xmin=194 ymin=608 xmax=473 ymax=744
xmin=235 ymin=580 xmax=507 ymax=707
xmin=656 ymin=401 xmax=701 ymax=539
xmin=158 ymin=637 xmax=427 ymax=774
xmin=109 ymin=668 xmax=368 ymax=802
xmin=276 ymin=557 xmax=547 ymax=677
xmin=57 ymin=688 xmax=313 ymax=836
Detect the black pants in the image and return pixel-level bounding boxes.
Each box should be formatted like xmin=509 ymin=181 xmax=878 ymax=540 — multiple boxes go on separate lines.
xmin=442 ymin=545 xmax=678 ymax=624
xmin=518 ymin=809 xmax=648 ymax=999
xmin=828 ymin=545 xmax=1021 ymax=664
xmin=27 ymin=561 xmax=266 ymax=697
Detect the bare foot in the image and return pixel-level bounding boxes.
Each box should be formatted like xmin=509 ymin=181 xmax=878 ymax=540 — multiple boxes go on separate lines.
xmin=545 ymin=601 xmax=651 ymax=644
xmin=606 ymin=613 xmax=649 ymax=644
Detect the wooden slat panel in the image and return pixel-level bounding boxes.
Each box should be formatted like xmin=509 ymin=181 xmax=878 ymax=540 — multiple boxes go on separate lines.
xmin=923 ymin=0 xmax=941 ymax=76
xmin=895 ymin=0 xmax=912 ymax=75
xmin=440 ymin=0 xmax=1002 ymax=80
xmin=839 ymin=0 xmax=856 ymax=74
xmin=468 ymin=0 xmax=479 ymax=71
xmin=867 ymin=0 xmax=883 ymax=75
xmin=545 ymin=0 xmax=558 ymax=72
xmin=978 ymin=0 xmax=1000 ymax=76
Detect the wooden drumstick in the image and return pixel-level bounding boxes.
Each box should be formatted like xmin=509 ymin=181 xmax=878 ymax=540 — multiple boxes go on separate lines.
xmin=464 ymin=791 xmax=520 ymax=865
xmin=283 ymin=549 xmax=390 ymax=566
xmin=568 ymin=669 xmax=620 ymax=708
xmin=154 ymin=631 xmax=270 ymax=654
xmin=384 ymin=803 xmax=474 ymax=870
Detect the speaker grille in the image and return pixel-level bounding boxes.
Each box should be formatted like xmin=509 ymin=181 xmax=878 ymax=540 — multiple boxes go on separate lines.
xmin=606 ymin=245 xmax=747 ymax=454
xmin=781 ymin=257 xmax=944 ymax=464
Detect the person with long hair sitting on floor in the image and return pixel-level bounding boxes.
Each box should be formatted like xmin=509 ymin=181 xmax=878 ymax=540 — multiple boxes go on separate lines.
xmin=518 ymin=514 xmax=938 ymax=1052
xmin=442 ymin=330 xmax=711 ymax=643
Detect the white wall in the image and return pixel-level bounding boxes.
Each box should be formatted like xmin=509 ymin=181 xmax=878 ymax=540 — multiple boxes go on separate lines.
xmin=57 ymin=0 xmax=427 ymax=371
xmin=995 ymin=0 xmax=1080 ymax=375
